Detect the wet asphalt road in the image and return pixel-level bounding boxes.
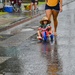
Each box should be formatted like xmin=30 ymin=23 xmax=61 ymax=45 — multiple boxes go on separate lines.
xmin=0 ymin=1 xmax=75 ymax=75
xmin=0 ymin=34 xmax=62 ymax=75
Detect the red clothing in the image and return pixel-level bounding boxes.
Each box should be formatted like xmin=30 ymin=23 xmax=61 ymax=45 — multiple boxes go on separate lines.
xmin=18 ymin=0 xmax=22 ymax=6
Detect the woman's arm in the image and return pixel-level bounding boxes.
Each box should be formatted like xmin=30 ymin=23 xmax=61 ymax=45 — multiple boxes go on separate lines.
xmin=59 ymin=0 xmax=63 ymax=12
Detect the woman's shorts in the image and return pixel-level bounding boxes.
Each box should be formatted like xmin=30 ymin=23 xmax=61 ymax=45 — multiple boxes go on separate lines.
xmin=45 ymin=3 xmax=60 ymax=11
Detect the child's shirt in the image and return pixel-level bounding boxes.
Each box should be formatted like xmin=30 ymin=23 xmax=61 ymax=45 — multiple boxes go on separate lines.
xmin=39 ymin=24 xmax=51 ymax=29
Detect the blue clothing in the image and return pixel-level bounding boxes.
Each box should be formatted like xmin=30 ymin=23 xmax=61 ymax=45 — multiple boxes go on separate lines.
xmin=45 ymin=3 xmax=60 ymax=12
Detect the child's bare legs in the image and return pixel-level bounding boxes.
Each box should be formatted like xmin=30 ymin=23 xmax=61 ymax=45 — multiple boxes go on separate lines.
xmin=37 ymin=31 xmax=42 ymax=39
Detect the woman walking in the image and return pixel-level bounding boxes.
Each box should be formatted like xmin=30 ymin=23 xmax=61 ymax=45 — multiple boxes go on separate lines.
xmin=45 ymin=0 xmax=62 ymax=36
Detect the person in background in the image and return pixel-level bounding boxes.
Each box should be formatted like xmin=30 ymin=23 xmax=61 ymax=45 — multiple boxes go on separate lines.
xmin=30 ymin=0 xmax=38 ymax=11
xmin=18 ymin=0 xmax=22 ymax=9
xmin=10 ymin=0 xmax=22 ymax=12
xmin=10 ymin=0 xmax=16 ymax=6
xmin=45 ymin=0 xmax=63 ymax=36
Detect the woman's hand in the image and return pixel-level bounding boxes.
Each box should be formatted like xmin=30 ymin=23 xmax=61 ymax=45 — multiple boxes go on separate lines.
xmin=60 ymin=6 xmax=63 ymax=12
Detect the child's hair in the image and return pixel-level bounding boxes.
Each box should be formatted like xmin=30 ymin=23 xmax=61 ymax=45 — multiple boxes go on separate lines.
xmin=40 ymin=16 xmax=51 ymax=24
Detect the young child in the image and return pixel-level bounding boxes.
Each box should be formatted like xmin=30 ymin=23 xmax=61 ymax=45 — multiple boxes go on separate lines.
xmin=37 ymin=16 xmax=53 ymax=39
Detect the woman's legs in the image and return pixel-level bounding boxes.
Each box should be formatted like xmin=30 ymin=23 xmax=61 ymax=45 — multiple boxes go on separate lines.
xmin=52 ymin=10 xmax=59 ymax=35
xmin=45 ymin=3 xmax=60 ymax=36
xmin=45 ymin=9 xmax=52 ymax=21
xmin=45 ymin=9 xmax=59 ymax=35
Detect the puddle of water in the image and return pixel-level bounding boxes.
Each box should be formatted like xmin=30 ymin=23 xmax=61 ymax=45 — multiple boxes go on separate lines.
xmin=38 ymin=37 xmax=63 ymax=75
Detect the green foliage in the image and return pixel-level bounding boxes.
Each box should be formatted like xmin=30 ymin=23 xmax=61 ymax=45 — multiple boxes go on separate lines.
xmin=38 ymin=2 xmax=45 ymax=6
xmin=0 ymin=12 xmax=8 ymax=16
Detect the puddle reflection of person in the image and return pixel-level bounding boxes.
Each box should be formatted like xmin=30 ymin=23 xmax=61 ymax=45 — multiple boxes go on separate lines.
xmin=39 ymin=37 xmax=62 ymax=75
xmin=47 ymin=36 xmax=62 ymax=75
xmin=40 ymin=42 xmax=51 ymax=56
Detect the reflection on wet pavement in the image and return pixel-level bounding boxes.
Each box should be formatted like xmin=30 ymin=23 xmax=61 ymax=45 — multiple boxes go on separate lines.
xmin=39 ymin=37 xmax=62 ymax=75
xmin=0 ymin=33 xmax=63 ymax=75
xmin=0 ymin=35 xmax=13 ymax=41
xmin=0 ymin=58 xmax=22 ymax=73
xmin=0 ymin=46 xmax=17 ymax=57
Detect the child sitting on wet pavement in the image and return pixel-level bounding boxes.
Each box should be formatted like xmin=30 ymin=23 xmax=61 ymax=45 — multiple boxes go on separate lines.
xmin=37 ymin=16 xmax=53 ymax=40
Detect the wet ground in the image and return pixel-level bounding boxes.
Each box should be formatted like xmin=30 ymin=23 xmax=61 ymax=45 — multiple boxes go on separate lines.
xmin=0 ymin=34 xmax=62 ymax=75
xmin=0 ymin=1 xmax=75 ymax=75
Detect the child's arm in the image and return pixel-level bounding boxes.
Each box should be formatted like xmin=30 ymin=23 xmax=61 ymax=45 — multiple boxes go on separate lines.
xmin=38 ymin=24 xmax=42 ymax=30
xmin=46 ymin=24 xmax=53 ymax=34
xmin=46 ymin=24 xmax=51 ymax=29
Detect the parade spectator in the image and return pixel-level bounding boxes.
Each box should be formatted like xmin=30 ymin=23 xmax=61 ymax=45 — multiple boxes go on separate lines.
xmin=18 ymin=0 xmax=22 ymax=8
xmin=30 ymin=0 xmax=38 ymax=11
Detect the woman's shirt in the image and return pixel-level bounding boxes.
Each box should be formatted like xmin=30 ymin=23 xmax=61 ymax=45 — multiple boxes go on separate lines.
xmin=47 ymin=0 xmax=59 ymax=6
